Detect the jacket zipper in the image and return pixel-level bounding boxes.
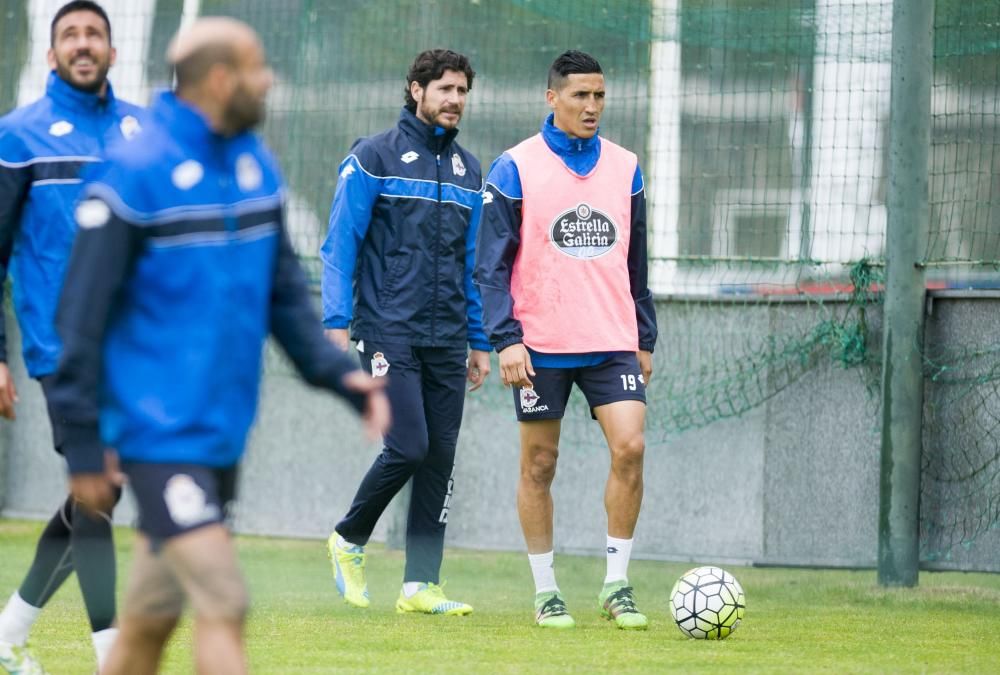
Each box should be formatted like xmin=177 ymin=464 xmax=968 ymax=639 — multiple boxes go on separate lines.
xmin=432 ymin=152 xmax=442 ymax=342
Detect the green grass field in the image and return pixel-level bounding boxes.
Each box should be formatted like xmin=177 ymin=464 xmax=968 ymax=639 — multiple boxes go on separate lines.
xmin=2 ymin=518 xmax=999 ymax=673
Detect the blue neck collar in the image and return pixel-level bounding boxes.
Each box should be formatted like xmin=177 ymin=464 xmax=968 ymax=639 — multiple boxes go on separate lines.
xmin=152 ymin=91 xmax=241 ymax=146
xmin=540 ymin=113 xmax=602 ymax=176
xmin=46 ymin=71 xmax=116 ymax=112
xmin=398 ymin=107 xmax=459 ymax=154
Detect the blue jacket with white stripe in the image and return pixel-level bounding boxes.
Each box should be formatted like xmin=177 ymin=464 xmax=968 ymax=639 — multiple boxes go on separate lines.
xmin=320 ymin=108 xmax=489 ymax=351
xmin=0 ymin=72 xmax=144 ymax=377
xmin=48 ymin=91 xmax=364 ymax=475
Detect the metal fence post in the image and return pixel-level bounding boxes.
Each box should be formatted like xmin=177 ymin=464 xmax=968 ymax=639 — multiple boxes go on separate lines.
xmin=879 ymin=0 xmax=934 ymax=587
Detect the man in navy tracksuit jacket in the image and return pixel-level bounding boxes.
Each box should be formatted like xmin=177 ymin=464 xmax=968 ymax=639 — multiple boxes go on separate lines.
xmin=320 ymin=49 xmax=490 ymax=615
xmin=46 ymin=18 xmax=388 ymax=674
xmin=0 ymin=3 xmax=143 ymax=671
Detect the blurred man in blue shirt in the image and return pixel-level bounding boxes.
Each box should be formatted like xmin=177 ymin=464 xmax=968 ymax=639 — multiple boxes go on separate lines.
xmin=48 ymin=17 xmax=389 ymax=674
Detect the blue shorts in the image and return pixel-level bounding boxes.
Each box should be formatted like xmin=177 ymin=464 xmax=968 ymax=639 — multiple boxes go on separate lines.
xmin=123 ymin=463 xmax=238 ymax=543
xmin=512 ymin=352 xmax=646 ymax=421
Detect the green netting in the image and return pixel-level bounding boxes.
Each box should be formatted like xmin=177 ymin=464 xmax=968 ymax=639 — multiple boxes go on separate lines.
xmin=922 ymin=0 xmax=1000 ymax=562
xmin=0 ymin=2 xmax=29 ymax=112
xmin=2 ymin=0 xmax=998 ymax=563
xmin=922 ymin=341 xmax=1000 ymax=559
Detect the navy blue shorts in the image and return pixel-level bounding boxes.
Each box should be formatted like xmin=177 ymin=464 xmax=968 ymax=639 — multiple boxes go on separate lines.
xmin=512 ymin=352 xmax=646 ymax=422
xmin=123 ymin=463 xmax=238 ymax=542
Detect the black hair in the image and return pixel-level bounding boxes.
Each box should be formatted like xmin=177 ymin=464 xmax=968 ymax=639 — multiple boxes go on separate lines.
xmin=547 ymin=50 xmax=603 ymax=90
xmin=51 ymin=0 xmax=111 ymax=46
xmin=404 ymin=49 xmax=475 ymax=111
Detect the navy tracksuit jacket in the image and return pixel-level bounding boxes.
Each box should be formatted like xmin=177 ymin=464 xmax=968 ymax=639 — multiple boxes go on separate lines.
xmin=320 ymin=108 xmax=485 ymax=583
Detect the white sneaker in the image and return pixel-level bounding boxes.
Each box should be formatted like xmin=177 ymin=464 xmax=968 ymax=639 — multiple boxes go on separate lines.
xmin=0 ymin=640 xmax=47 ymax=675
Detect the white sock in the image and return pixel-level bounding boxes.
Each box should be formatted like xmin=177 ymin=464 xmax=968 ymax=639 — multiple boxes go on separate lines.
xmin=528 ymin=551 xmax=559 ymax=594
xmin=336 ymin=535 xmax=363 ymax=550
xmin=0 ymin=592 xmax=41 ymax=646
xmin=605 ymin=536 xmax=634 ymax=584
xmin=91 ymin=627 xmax=118 ymax=671
xmin=402 ymin=582 xmax=423 ymax=598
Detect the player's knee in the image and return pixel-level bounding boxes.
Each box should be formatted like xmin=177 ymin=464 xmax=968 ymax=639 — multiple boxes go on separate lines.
xmin=388 ymin=439 xmax=430 ymax=470
xmin=523 ymin=446 xmax=559 ymax=486
xmin=188 ymin=565 xmax=250 ymax=622
xmin=610 ymin=433 xmax=645 ymax=471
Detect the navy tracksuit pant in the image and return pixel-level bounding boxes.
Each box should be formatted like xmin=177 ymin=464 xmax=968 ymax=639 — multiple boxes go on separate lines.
xmin=336 ymin=341 xmax=467 ymax=583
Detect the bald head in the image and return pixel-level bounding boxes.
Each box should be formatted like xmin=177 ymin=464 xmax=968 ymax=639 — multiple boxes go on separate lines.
xmin=167 ymin=17 xmax=259 ymax=90
xmin=166 ymin=17 xmax=273 ymax=135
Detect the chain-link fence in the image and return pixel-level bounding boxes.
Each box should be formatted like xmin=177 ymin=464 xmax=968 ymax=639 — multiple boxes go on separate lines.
xmin=3 ymin=0 xmax=998 ymax=562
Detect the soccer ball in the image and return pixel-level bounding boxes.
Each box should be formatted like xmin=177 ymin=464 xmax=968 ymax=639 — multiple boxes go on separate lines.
xmin=669 ymin=566 xmax=745 ymax=639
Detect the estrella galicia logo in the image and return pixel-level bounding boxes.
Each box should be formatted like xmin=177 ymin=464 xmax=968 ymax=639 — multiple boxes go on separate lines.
xmin=549 ymin=203 xmax=618 ymax=259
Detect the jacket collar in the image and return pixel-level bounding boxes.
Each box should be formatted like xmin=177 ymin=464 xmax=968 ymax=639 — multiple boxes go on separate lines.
xmin=46 ymin=70 xmax=116 ymax=113
xmin=541 ymin=112 xmax=601 ymax=158
xmin=397 ymin=107 xmax=459 ymax=154
xmin=540 ymin=113 xmax=602 ymax=176
xmin=151 ymin=90 xmax=237 ymax=148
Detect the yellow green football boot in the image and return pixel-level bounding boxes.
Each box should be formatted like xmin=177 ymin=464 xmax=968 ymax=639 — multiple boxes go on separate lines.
xmin=327 ymin=534 xmax=370 ymax=608
xmin=535 ymin=591 xmax=576 ymax=628
xmin=395 ymin=583 xmax=472 ymax=615
xmin=599 ymin=581 xmax=648 ymax=630
xmin=0 ymin=640 xmax=48 ymax=675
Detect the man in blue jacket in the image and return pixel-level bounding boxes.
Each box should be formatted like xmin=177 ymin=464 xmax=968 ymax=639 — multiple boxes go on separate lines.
xmin=0 ymin=3 xmax=144 ymax=672
xmin=320 ymin=49 xmax=490 ymax=615
xmin=47 ymin=17 xmax=389 ymax=675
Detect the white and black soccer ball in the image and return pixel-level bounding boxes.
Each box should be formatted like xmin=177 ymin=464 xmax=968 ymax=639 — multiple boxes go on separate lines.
xmin=669 ymin=566 xmax=745 ymax=639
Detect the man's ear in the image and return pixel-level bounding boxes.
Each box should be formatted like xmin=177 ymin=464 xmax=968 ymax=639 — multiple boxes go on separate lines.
xmin=410 ymin=80 xmax=424 ymax=107
xmin=545 ymin=88 xmax=557 ymax=110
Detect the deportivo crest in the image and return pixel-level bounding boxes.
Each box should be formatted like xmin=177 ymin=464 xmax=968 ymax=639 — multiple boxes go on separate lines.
xmin=451 ymin=153 xmax=466 ymax=176
xmin=119 ymin=115 xmax=141 ymax=140
xmin=519 ymin=387 xmax=548 ymax=412
xmin=550 ymin=203 xmax=619 ymax=259
xmin=164 ymin=474 xmax=219 ymax=527
xmin=371 ymin=352 xmax=390 ymax=377
xmin=236 ymin=153 xmax=263 ymax=191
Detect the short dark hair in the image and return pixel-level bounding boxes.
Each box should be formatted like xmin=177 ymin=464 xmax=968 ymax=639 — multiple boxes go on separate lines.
xmin=51 ymin=0 xmax=111 ymax=46
xmin=404 ymin=49 xmax=475 ymax=111
xmin=547 ymin=50 xmax=603 ymax=90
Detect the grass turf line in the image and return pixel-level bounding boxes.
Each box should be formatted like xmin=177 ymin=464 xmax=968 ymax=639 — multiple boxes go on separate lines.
xmin=1 ymin=518 xmax=999 ymax=673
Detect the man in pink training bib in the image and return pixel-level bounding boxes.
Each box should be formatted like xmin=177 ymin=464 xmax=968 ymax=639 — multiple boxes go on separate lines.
xmin=475 ymin=50 xmax=658 ymax=630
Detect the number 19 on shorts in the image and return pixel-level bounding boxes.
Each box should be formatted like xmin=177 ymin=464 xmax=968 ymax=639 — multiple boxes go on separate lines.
xmin=621 ymin=374 xmax=638 ymax=391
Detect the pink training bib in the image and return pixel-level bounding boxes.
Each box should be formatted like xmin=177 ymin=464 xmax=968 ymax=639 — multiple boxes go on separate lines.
xmin=507 ymin=134 xmax=639 ymax=353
